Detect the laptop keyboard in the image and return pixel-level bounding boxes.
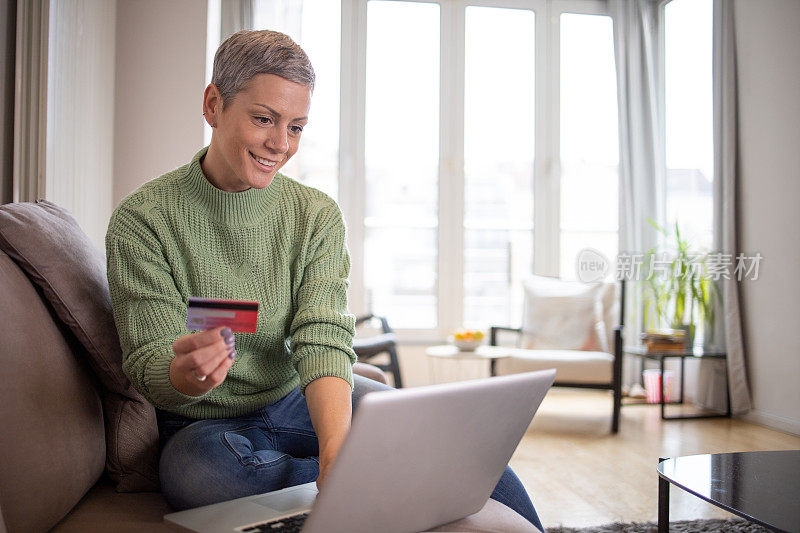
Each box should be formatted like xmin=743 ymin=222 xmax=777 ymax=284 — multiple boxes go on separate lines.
xmin=240 ymin=512 xmax=310 ymax=532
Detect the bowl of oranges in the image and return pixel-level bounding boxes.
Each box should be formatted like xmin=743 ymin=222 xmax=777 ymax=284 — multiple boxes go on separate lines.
xmin=448 ymin=329 xmax=485 ymax=351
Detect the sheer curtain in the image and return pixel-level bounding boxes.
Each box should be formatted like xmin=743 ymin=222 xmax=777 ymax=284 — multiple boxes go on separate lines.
xmin=611 ymin=0 xmax=752 ymax=413
xmin=610 ymin=0 xmax=664 ymax=387
xmin=708 ymin=0 xmax=751 ymax=414
xmin=220 ymin=0 xmax=253 ymax=40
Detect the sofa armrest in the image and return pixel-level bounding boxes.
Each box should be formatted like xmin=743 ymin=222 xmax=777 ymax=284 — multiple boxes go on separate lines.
xmin=352 ymin=362 xmax=388 ymax=385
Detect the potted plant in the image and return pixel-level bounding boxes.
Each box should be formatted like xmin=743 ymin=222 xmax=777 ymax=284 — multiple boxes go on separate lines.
xmin=641 ymin=219 xmax=717 ymax=348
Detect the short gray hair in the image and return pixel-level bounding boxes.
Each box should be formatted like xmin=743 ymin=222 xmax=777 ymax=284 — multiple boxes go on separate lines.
xmin=212 ymin=30 xmax=315 ymax=107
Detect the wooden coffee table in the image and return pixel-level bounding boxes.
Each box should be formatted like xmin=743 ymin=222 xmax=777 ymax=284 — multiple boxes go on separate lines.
xmin=657 ymin=450 xmax=800 ymax=532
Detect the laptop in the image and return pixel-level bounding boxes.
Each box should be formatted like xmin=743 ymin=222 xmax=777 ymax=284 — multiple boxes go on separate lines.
xmin=164 ymin=369 xmax=556 ymax=533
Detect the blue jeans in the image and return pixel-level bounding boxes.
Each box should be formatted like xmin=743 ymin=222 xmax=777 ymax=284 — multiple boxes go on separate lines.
xmin=157 ymin=375 xmax=543 ymax=530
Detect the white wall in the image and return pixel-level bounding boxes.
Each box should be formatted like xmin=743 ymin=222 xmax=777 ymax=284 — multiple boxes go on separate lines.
xmin=46 ymin=0 xmax=116 ymax=249
xmin=113 ymin=0 xmax=208 ymax=205
xmin=735 ymin=0 xmax=800 ymax=435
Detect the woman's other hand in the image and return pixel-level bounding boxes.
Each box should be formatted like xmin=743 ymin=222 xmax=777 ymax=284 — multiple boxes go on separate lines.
xmin=169 ymin=326 xmax=237 ymax=396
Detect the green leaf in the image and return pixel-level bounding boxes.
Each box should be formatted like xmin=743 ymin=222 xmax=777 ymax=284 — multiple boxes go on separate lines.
xmin=646 ymin=217 xmax=668 ymax=237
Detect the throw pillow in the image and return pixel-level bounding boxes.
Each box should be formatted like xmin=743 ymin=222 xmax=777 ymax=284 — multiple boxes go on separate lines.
xmin=0 ymin=200 xmax=159 ymax=492
xmin=520 ymin=275 xmax=608 ymax=352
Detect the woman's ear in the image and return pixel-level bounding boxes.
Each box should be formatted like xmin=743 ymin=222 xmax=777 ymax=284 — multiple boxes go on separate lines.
xmin=202 ymin=83 xmax=223 ymax=127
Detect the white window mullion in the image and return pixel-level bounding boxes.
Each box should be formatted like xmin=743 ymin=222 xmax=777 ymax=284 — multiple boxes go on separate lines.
xmin=339 ymin=0 xmax=368 ymax=317
xmin=438 ymin=0 xmax=466 ymax=337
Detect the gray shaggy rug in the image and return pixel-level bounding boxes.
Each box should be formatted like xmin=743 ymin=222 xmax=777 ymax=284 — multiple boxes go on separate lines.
xmin=546 ymin=518 xmax=771 ymax=532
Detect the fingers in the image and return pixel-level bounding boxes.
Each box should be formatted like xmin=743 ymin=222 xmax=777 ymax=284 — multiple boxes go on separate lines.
xmin=173 ymin=326 xmax=231 ymax=355
xmin=168 ymin=327 xmax=237 ymax=395
xmin=192 ymin=339 xmax=236 ymax=378
xmin=205 ymin=350 xmax=236 ymax=384
xmin=180 ymin=337 xmax=234 ymax=376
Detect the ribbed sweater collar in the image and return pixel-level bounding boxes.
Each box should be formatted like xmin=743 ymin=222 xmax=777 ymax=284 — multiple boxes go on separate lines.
xmin=178 ymin=146 xmax=283 ymax=226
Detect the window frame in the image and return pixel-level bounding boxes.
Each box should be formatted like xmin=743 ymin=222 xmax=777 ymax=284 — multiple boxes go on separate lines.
xmin=340 ymin=0 xmax=613 ymax=342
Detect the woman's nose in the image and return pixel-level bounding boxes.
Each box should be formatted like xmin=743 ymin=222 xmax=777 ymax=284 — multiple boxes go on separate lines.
xmin=266 ymin=128 xmax=289 ymax=154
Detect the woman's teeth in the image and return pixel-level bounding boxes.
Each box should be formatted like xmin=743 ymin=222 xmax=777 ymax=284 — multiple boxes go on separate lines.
xmin=251 ymin=152 xmax=276 ymax=168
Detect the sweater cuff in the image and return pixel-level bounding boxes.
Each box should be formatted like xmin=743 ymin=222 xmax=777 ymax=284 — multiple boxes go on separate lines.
xmin=145 ymin=350 xmax=210 ymax=408
xmin=296 ymin=350 xmax=355 ymax=395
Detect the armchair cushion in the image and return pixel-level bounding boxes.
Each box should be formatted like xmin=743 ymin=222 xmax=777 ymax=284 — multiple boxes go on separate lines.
xmin=492 ymin=347 xmax=614 ymax=384
xmin=521 ymin=276 xmax=608 ymax=352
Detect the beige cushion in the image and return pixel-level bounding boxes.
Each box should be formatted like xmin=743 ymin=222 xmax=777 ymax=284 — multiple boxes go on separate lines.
xmin=493 ymin=347 xmax=614 ymax=384
xmin=53 ymin=477 xmax=172 ymax=532
xmin=427 ymin=498 xmax=541 ymax=532
xmin=53 ymin=477 xmax=539 ymax=533
xmin=521 ymin=276 xmax=607 ymax=351
xmin=0 ymin=201 xmax=159 ymax=492
xmin=0 ymin=251 xmax=106 ymax=532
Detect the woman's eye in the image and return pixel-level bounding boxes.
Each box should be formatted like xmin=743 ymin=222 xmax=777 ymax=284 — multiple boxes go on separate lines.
xmin=290 ymin=125 xmax=304 ymax=135
xmin=255 ymin=116 xmax=272 ymax=125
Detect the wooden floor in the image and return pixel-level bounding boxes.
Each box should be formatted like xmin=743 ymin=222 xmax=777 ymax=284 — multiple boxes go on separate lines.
xmin=388 ymin=348 xmax=800 ymax=529
xmin=510 ymin=388 xmax=800 ymax=528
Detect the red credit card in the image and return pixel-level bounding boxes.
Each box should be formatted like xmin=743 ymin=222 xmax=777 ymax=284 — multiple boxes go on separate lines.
xmin=187 ymin=297 xmax=259 ymax=333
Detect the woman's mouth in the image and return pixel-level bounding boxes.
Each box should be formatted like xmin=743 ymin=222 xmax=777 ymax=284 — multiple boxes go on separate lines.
xmin=250 ymin=151 xmax=278 ymax=171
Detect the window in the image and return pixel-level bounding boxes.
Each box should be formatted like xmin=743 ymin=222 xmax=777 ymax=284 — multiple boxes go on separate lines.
xmin=213 ymin=0 xmax=620 ymax=337
xmin=463 ymin=6 xmax=535 ymax=328
xmin=662 ymin=0 xmax=714 ymax=251
xmin=363 ymin=1 xmax=440 ymax=329
xmin=558 ymin=13 xmax=619 ymax=280
xmin=346 ymin=0 xmax=619 ymax=337
xmin=252 ymin=0 xmax=342 ymax=199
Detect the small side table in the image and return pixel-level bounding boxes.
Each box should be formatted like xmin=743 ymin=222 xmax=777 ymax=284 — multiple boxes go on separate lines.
xmin=624 ymin=346 xmax=730 ymax=420
xmin=425 ymin=345 xmax=511 ymax=382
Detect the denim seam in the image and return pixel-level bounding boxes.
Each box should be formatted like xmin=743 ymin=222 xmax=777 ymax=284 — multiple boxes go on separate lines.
xmin=260 ymin=409 xmax=275 ymax=432
xmin=272 ymin=428 xmax=317 ymax=438
xmin=251 ymin=453 xmax=291 ymax=469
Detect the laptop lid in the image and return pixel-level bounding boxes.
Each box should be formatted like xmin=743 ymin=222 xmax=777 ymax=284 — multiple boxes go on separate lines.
xmin=302 ymin=369 xmax=556 ymax=533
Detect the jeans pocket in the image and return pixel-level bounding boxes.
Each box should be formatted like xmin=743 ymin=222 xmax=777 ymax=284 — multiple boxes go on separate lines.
xmin=223 ymin=426 xmax=292 ymax=468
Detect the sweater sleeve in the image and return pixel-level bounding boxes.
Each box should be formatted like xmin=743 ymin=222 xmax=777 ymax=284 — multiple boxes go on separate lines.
xmin=290 ymin=203 xmax=357 ymax=394
xmin=106 ymin=214 xmax=210 ymax=410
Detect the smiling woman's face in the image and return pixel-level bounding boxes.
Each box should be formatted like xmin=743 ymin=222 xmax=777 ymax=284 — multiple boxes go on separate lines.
xmin=202 ymin=73 xmax=312 ymax=192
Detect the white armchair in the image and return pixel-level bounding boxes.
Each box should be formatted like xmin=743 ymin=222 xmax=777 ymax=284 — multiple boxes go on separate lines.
xmin=489 ymin=276 xmax=625 ymax=433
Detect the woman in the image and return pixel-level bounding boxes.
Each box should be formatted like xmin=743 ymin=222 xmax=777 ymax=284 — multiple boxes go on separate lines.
xmin=106 ymin=29 xmax=542 ymax=530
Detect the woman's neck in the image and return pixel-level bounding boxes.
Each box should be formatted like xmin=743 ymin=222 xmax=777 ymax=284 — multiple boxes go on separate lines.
xmin=200 ymin=143 xmax=251 ymax=193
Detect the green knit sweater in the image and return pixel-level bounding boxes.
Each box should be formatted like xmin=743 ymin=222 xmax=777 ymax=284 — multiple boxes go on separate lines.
xmin=106 ymin=146 xmax=356 ymax=419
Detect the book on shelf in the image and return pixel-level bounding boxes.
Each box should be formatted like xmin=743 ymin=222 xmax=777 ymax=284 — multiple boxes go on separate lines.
xmin=641 ymin=329 xmax=686 ymax=344
xmin=644 ymin=340 xmax=687 ymax=353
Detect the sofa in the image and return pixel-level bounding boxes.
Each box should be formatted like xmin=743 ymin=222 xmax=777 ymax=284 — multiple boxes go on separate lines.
xmin=0 ymin=201 xmax=538 ymax=533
